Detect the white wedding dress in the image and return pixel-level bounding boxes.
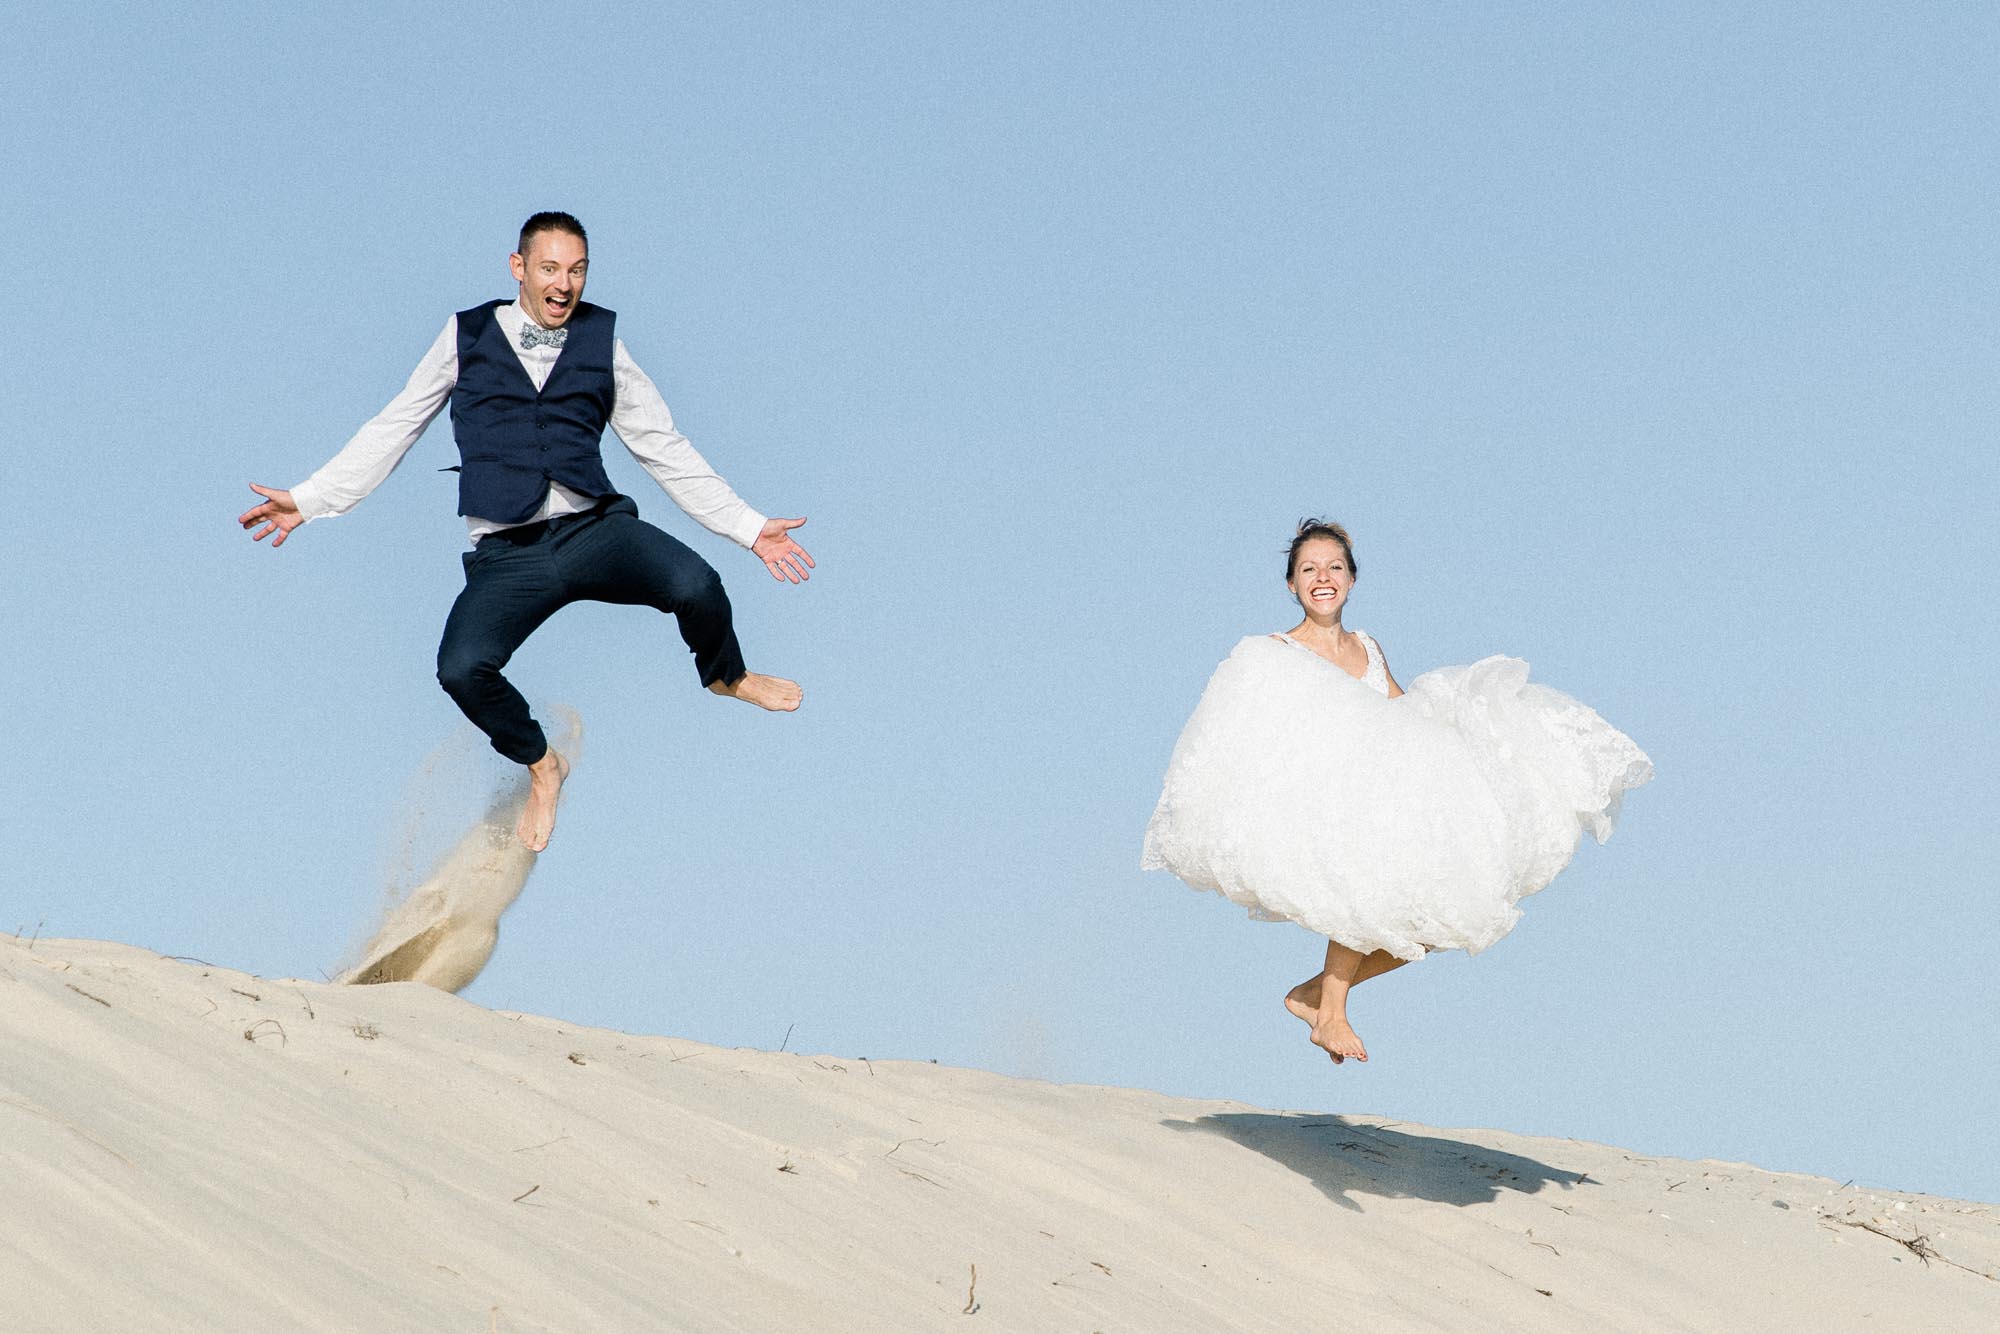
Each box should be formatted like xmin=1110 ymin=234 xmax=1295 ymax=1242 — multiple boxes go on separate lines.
xmin=1141 ymin=632 xmax=1653 ymax=959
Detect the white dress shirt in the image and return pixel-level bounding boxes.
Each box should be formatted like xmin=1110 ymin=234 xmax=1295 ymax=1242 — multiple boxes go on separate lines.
xmin=290 ymin=300 xmax=767 ymax=548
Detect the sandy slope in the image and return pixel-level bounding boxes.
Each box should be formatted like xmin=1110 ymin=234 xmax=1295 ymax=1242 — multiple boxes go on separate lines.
xmin=2 ymin=938 xmax=1994 ymax=1333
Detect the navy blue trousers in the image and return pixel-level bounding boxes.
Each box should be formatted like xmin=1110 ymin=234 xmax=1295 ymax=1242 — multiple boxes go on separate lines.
xmin=435 ymin=495 xmax=748 ymax=765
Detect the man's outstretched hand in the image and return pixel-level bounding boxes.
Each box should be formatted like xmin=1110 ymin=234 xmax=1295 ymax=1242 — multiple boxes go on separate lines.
xmin=753 ymin=516 xmax=814 ymax=583
xmin=239 ymin=484 xmax=305 ymax=548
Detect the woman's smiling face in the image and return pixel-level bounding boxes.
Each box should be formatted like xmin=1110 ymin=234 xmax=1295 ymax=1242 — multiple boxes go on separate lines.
xmin=1289 ymin=536 xmax=1353 ymax=619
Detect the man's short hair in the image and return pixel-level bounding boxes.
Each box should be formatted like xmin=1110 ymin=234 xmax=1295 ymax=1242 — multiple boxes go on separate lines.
xmin=518 ymin=211 xmax=588 ymax=258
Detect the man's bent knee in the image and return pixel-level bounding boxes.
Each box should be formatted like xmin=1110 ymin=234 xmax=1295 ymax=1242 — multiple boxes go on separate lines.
xmin=436 ymin=650 xmax=498 ymax=701
xmin=679 ymin=564 xmax=729 ymax=615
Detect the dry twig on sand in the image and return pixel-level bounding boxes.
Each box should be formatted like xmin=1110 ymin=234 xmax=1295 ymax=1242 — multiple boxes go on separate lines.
xmin=242 ymin=1019 xmax=287 ymax=1046
xmin=884 ymin=1137 xmax=945 ymax=1159
xmin=1824 ymin=1214 xmax=1999 ymax=1280
xmin=2 ymin=1096 xmax=134 ymax=1166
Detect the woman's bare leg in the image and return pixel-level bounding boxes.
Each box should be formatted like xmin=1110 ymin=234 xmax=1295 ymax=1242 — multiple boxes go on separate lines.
xmin=1306 ymin=942 xmax=1369 ymax=1061
xmin=1284 ymin=948 xmax=1406 ymax=1020
xmin=1284 ymin=944 xmax=1409 ymax=1062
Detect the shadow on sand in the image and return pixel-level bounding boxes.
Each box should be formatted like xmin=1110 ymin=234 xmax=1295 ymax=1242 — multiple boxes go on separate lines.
xmin=1165 ymin=1112 xmax=1594 ymax=1213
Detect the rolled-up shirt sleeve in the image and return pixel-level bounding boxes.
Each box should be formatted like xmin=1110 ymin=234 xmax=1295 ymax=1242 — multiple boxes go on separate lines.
xmin=291 ymin=318 xmax=460 ymax=520
xmin=609 ymin=340 xmax=766 ymax=549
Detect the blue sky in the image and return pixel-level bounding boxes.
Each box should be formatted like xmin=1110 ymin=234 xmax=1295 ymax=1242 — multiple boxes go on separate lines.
xmin=6 ymin=3 xmax=1996 ymax=1202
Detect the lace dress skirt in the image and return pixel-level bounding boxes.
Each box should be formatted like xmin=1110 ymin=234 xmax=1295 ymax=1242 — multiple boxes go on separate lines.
xmin=1141 ymin=635 xmax=1653 ymax=959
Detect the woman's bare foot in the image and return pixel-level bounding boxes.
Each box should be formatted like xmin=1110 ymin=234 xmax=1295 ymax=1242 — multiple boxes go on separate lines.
xmin=1297 ymin=941 xmax=1406 ymax=1066
xmin=517 ymin=747 xmax=570 ymax=852
xmin=1287 ymin=949 xmax=1408 ymax=1028
xmin=708 ymin=672 xmax=803 ymax=712
xmin=1310 ymin=1016 xmax=1368 ymax=1063
xmin=1284 ymin=976 xmax=1323 ymax=1025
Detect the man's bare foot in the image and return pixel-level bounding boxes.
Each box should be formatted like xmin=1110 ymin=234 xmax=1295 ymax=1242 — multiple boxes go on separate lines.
xmin=1284 ymin=976 xmax=1323 ymax=1025
xmin=708 ymin=672 xmax=803 ymax=712
xmin=517 ymin=747 xmax=570 ymax=852
xmin=1310 ymin=1016 xmax=1368 ymax=1063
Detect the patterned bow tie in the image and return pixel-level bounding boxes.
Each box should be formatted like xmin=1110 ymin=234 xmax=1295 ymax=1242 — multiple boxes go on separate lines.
xmin=518 ymin=322 xmax=569 ymax=351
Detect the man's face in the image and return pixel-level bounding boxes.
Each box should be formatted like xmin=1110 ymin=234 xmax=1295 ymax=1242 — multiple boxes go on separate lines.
xmin=510 ymin=230 xmax=589 ymax=328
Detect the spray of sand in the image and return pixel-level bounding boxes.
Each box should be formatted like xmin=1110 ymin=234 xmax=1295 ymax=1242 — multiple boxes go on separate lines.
xmin=339 ymin=708 xmax=582 ymax=993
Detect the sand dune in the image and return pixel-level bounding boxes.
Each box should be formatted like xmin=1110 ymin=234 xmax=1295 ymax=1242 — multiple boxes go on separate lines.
xmin=3 ymin=937 xmax=1995 ymax=1332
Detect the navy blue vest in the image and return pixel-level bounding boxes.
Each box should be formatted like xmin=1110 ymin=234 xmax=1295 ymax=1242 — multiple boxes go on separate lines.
xmin=449 ymin=299 xmax=618 ymax=524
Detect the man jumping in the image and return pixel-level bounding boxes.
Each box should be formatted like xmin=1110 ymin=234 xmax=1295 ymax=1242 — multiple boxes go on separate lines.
xmin=241 ymin=211 xmax=811 ymax=851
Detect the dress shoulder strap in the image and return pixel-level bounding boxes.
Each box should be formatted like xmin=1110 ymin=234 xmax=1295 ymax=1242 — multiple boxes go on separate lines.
xmin=1354 ymin=631 xmax=1390 ymax=694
